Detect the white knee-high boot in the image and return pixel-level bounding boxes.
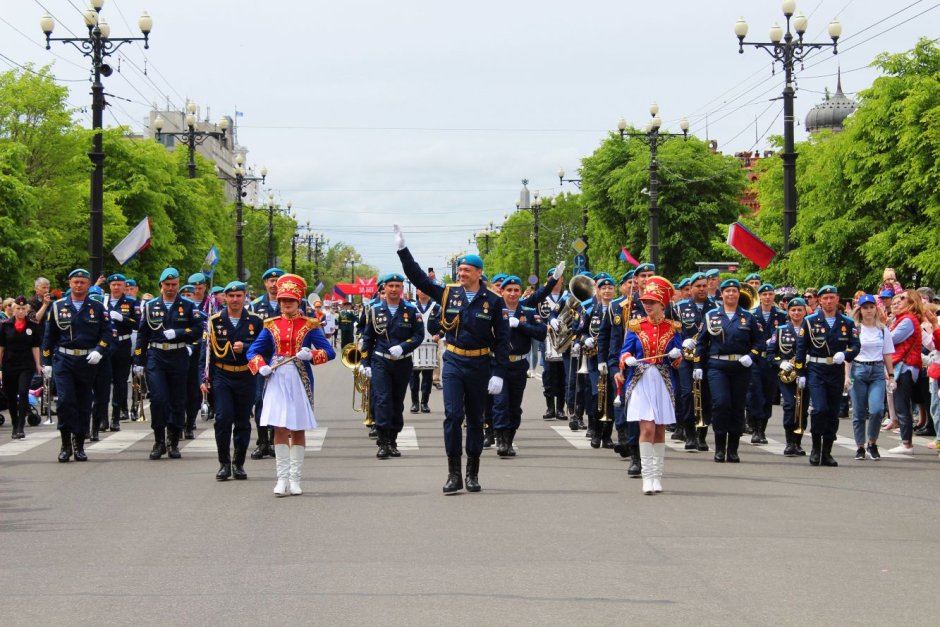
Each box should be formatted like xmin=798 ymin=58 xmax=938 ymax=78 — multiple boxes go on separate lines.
xmin=289 ymin=445 xmax=305 ymax=495
xmin=652 ymin=442 xmax=665 ymax=493
xmin=639 ymin=442 xmax=655 ymax=495
xmin=273 ymin=443 xmax=290 ymax=497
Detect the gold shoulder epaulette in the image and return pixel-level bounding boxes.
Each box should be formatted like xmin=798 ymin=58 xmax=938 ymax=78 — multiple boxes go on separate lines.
xmin=669 ymin=319 xmax=682 ymax=331
xmin=628 ymin=319 xmax=642 ymax=332
xmin=209 ymin=312 xmax=221 ymax=321
xmin=263 ymin=316 xmax=280 ymax=330
xmin=304 ymin=317 xmax=321 ymax=330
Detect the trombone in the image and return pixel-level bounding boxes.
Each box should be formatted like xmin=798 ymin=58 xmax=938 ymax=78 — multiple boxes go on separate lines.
xmin=342 ymin=343 xmax=373 ymax=426
xmin=794 ymin=383 xmax=804 ymax=435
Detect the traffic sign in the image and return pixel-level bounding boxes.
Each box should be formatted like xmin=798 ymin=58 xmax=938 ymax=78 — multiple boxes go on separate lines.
xmin=573 ymin=254 xmax=586 ymax=268
xmin=572 ymin=238 xmax=588 ymax=254
xmin=527 ymin=274 xmax=539 ymax=285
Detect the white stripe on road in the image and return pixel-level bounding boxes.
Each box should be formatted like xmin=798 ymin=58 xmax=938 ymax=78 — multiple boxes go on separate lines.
xmin=183 ymin=427 xmax=218 ymax=452
xmin=551 ymin=426 xmax=593 ymax=450
xmin=304 ymin=427 xmax=327 ymax=451
xmin=86 ymin=429 xmax=152 ymax=453
xmin=396 ymin=426 xmax=418 ymax=450
xmin=0 ymin=429 xmax=61 ymax=457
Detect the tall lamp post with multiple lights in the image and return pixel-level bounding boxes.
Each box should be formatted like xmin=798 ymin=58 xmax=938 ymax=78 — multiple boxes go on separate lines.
xmin=734 ymin=1 xmax=841 ymax=254
xmin=219 ymin=154 xmax=267 ymax=281
xmin=40 ymin=2 xmax=153 ymax=279
xmin=556 ymin=169 xmax=588 ymax=269
xmin=154 ymin=102 xmax=229 ymax=178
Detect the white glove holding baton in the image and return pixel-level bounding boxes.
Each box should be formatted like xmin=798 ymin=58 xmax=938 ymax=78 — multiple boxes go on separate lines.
xmin=624 ymin=356 xmax=638 ymax=368
xmin=297 ymin=347 xmax=313 ymax=361
xmin=667 ymin=347 xmax=682 ymax=360
xmin=259 ymin=365 xmax=273 ymax=377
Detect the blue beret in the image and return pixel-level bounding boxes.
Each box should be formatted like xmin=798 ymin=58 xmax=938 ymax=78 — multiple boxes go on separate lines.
xmin=745 ymin=273 xmax=762 ymax=282
xmin=125 ymin=278 xmax=137 ymax=287
xmin=704 ymin=269 xmax=720 ymax=278
xmin=262 ymin=267 xmax=285 ymax=280
xmin=594 ymin=272 xmax=612 ymax=282
xmin=159 ymin=267 xmax=180 ymax=282
xmin=635 ymin=263 xmax=655 ymax=274
xmin=492 ymin=273 xmax=507 ymax=283
xmin=788 ymin=297 xmax=807 ymax=308
xmin=68 ymin=268 xmax=91 ymax=280
xmin=688 ymin=272 xmax=706 ymax=283
xmin=597 ymin=277 xmax=614 ymax=288
xmin=618 ymin=272 xmax=632 ymax=285
xmin=379 ymin=273 xmax=405 ymax=285
xmin=457 ymin=254 xmax=484 ymax=269
xmin=720 ymin=278 xmax=741 ymax=291
xmin=818 ymin=285 xmax=838 ymax=296
xmin=677 ymin=278 xmax=691 ymax=289
xmin=579 ymin=270 xmax=593 ymax=277
xmin=480 ymin=274 xmax=488 ymax=283
xmin=188 ymin=272 xmax=207 ymax=285
xmin=224 ymin=281 xmax=247 ymax=293
xmin=757 ymin=282 xmax=775 ymax=294
xmin=547 ymin=267 xmax=557 ymax=276
xmin=88 ymin=285 xmax=103 ymax=295
xmin=211 ymin=285 xmax=225 ymax=294
xmin=107 ymin=273 xmax=126 ymax=283
xmin=502 ymin=275 xmax=522 ymax=287
xmin=180 ymin=284 xmax=195 ymax=293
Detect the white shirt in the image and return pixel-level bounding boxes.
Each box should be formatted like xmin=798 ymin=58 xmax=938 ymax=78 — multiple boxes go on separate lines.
xmin=856 ymin=324 xmax=895 ymax=362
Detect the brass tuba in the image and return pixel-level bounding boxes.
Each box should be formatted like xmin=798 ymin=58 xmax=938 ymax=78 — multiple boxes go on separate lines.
xmin=737 ymin=283 xmax=758 ymax=311
xmin=549 ymin=275 xmax=597 ymax=354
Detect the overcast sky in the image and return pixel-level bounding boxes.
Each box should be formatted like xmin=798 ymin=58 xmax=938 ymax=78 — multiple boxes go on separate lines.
xmin=3 ymin=1 xmax=936 ymax=277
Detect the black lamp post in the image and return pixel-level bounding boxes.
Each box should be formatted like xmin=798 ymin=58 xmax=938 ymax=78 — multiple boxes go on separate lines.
xmin=516 ymin=179 xmax=542 ymax=279
xmin=153 ymin=102 xmax=229 ymax=178
xmin=219 ymin=153 xmax=267 ymax=282
xmin=734 ymin=1 xmax=841 ymax=254
xmin=263 ymin=194 xmax=293 ymax=268
xmin=557 ymin=169 xmax=588 ymax=269
xmin=617 ymin=104 xmax=689 ymax=267
xmin=40 ymin=3 xmax=153 ymax=280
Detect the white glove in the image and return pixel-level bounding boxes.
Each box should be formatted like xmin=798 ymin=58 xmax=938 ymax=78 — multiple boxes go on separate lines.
xmin=584 ymin=337 xmax=595 ymax=349
xmin=259 ymin=365 xmax=273 ymax=377
xmin=362 ymin=366 xmax=372 ymax=379
xmin=598 ymin=362 xmax=608 ymax=375
xmin=888 ymin=378 xmax=896 ymax=393
xmin=109 ymin=310 xmax=123 ymax=322
xmin=797 ymin=376 xmax=806 ymax=389
xmin=832 ymin=351 xmax=845 ymax=365
xmin=552 ymin=261 xmax=566 ymax=280
xmin=393 ymin=224 xmax=406 ymax=250
xmin=297 ymin=347 xmax=313 ymax=361
xmin=487 ymin=375 xmax=503 ymax=395
xmin=625 ymin=356 xmax=638 ymax=368
xmin=186 ymin=346 xmax=193 ymax=356
xmin=693 ymin=368 xmax=703 ymax=381
xmin=357 ymin=338 xmax=364 ymax=351
xmin=549 ymin=318 xmax=560 ymax=332
xmin=86 ymin=351 xmax=102 ymax=365
xmin=682 ymin=338 xmax=696 ymax=351
xmin=508 ymin=317 xmax=520 ymax=328
xmin=780 ymin=360 xmax=795 ymax=372
xmin=389 ymin=345 xmax=403 ymax=359
xmin=571 ymin=344 xmax=581 ymax=358
xmin=163 ymin=328 xmax=177 ymax=340
xmin=667 ymin=347 xmax=682 ymax=360
xmin=133 ymin=365 xmax=145 ymax=376
xmin=43 ymin=365 xmax=53 ymax=377
xmin=739 ymin=354 xmax=753 ymax=368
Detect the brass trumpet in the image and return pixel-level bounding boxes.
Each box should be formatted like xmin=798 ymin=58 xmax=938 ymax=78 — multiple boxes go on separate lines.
xmin=597 ymin=369 xmax=611 ymax=422
xmin=692 ymin=377 xmax=705 ymax=428
xmin=778 ymin=361 xmax=798 ymax=384
xmin=737 ymin=283 xmax=758 ymax=310
xmin=342 ymin=343 xmax=373 ymax=425
xmin=794 ymin=384 xmax=804 ymax=435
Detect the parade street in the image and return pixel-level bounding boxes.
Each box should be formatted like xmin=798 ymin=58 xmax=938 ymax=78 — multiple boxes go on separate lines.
xmin=0 ymin=359 xmax=936 ymax=626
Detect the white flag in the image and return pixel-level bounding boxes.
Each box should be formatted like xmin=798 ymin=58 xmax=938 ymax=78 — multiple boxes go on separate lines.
xmin=112 ymin=217 xmax=152 ymax=265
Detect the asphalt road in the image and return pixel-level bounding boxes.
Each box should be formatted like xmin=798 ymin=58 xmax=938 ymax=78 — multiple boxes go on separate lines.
xmin=1 ymin=358 xmax=938 ymax=626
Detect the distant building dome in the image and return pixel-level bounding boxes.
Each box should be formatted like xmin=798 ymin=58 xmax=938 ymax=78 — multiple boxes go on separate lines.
xmin=805 ymin=69 xmax=857 ymax=134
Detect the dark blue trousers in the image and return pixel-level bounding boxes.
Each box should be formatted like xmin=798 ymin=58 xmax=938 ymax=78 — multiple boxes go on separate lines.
xmin=372 ymin=356 xmax=412 ymax=434
xmin=53 ymin=353 xmax=96 ymax=436
xmin=185 ymin=343 xmax=202 ymax=427
xmin=493 ymin=360 xmax=528 ymax=430
xmin=442 ymin=352 xmax=489 ymax=457
xmin=679 ymin=360 xmax=711 ymax=428
xmin=808 ymin=363 xmax=842 ymax=438
xmin=779 ymin=380 xmax=809 ymax=431
xmin=212 ymin=370 xmax=255 ymax=454
xmin=146 ymin=349 xmax=188 ymax=433
xmin=111 ymin=340 xmax=132 ymax=412
xmin=708 ymin=360 xmax=749 ymax=437
xmin=92 ymin=351 xmax=112 ymax=424
xmin=747 ymin=357 xmax=777 ymax=421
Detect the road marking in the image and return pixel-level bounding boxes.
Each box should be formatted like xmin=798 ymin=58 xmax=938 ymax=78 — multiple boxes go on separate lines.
xmin=304 ymin=427 xmax=327 ymax=451
xmin=87 ymin=429 xmax=152 ymax=453
xmin=396 ymin=426 xmax=418 ymax=450
xmin=0 ymin=429 xmax=61 ymax=457
xmin=833 ymin=434 xmax=913 ymax=459
xmin=551 ymin=426 xmax=593 ymax=450
xmin=183 ymin=427 xmax=218 ymax=453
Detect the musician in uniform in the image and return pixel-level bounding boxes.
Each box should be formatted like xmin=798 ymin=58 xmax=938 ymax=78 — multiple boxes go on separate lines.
xmin=410 ymin=288 xmax=441 ymax=413
xmin=249 ymin=267 xmax=286 ymax=460
xmin=87 ymin=285 xmax=113 ymax=441
xmin=586 ymin=274 xmax=616 ymax=448
xmin=603 ymin=271 xmax=642 ymax=476
xmin=767 ymin=297 xmax=809 ymax=457
xmin=41 ymin=269 xmax=111 ymax=462
xmin=133 ymin=268 xmax=204 ymax=460
xmin=492 ymin=276 xmax=547 ymax=457
xmin=395 ymin=225 xmax=509 ymax=493
xmin=360 ymin=273 xmax=424 ymax=459
xmin=747 ymin=282 xmax=788 ymax=444
xmin=102 ymin=273 xmax=139 ymax=429
xmin=795 ymin=285 xmax=860 ymax=467
xmin=675 ymin=272 xmax=715 ymax=452
xmin=539 ymin=266 xmax=567 ymax=421
xmin=693 ymin=278 xmax=762 ymax=463
xmin=183 ymin=272 xmax=211 ymax=439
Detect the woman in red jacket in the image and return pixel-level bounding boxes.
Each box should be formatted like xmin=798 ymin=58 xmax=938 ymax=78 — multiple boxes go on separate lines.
xmin=888 ymin=290 xmax=925 ymax=453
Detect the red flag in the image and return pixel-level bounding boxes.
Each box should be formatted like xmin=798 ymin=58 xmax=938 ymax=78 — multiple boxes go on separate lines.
xmin=726 ymin=222 xmax=776 ymax=269
xmin=619 ymin=247 xmax=640 ymax=266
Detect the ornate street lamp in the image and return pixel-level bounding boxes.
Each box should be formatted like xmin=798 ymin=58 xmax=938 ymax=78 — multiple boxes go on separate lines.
xmin=154 ymin=101 xmax=229 ymax=178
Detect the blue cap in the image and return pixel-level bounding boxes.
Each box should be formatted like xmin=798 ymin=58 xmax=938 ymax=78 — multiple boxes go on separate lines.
xmin=457 ymin=254 xmax=484 ymax=269
xmin=68 ymin=268 xmax=91 ymax=280
xmin=818 ymin=285 xmax=838 ymax=296
xmin=188 ymin=272 xmax=207 ymax=285
xmin=788 ymin=297 xmax=807 ymax=308
xmin=594 ymin=272 xmax=612 ymax=282
xmin=379 ymin=272 xmax=405 ymax=285
xmin=597 ymin=277 xmax=614 ymax=288
xmin=224 ymin=281 xmax=247 ymax=293
xmin=125 ymin=278 xmax=137 ymax=287
xmin=618 ymin=272 xmax=632 ymax=285
xmin=720 ymin=278 xmax=741 ymax=291
xmin=704 ymin=269 xmax=720 ymax=279
xmin=635 ymin=263 xmax=655 ymax=274
xmin=159 ymin=267 xmax=180 ymax=283
xmin=211 ymin=285 xmax=225 ymax=294
xmin=579 ymin=270 xmax=593 ymax=277
xmin=492 ymin=273 xmax=507 ymax=284
xmin=878 ymin=289 xmax=894 ymax=299
xmin=745 ymin=273 xmax=762 ymax=282
xmin=502 ymin=275 xmax=522 ymax=288
xmin=757 ymin=282 xmax=775 ymax=294
xmin=262 ymin=267 xmax=285 ymax=280
xmin=688 ymin=272 xmax=706 ymax=284
xmin=547 ymin=267 xmax=557 ymax=276
xmin=677 ymin=278 xmax=691 ymax=289
xmin=107 ymin=273 xmax=126 ymax=283
xmin=180 ymin=284 xmax=195 ymax=293
xmin=88 ymin=285 xmax=103 ymax=295
xmin=857 ymin=294 xmax=876 ymax=307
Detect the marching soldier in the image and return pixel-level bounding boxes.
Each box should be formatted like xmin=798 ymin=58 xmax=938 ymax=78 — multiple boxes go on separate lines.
xmin=705 ymin=269 xmax=721 ymax=300
xmin=338 ymin=302 xmax=357 ymax=349
xmin=102 ymin=273 xmax=139 ymax=429
xmin=201 ymin=281 xmax=262 ymax=481
xmin=41 ymin=268 xmax=111 ymax=462
xmin=675 ymin=272 xmax=715 ymax=452
xmin=587 ymin=275 xmax=616 ymax=449
xmin=795 ymin=285 xmax=860 ymax=467
xmin=745 ymin=273 xmax=763 ymax=293
xmin=134 ymin=268 xmax=204 ymax=460
xmin=538 ymin=265 xmax=567 ymax=420
xmin=88 ymin=285 xmax=113 ymax=441
xmin=767 ymin=297 xmax=809 ymax=456
xmin=360 ymin=273 xmax=425 ymax=459
xmin=747 ymin=283 xmax=788 ymax=444
xmin=395 ymin=225 xmax=509 ymax=494
xmin=693 ymin=278 xmax=763 ymax=463
xmin=183 ymin=272 xmax=211 ymax=439
xmin=410 ymin=288 xmax=441 ymax=413
xmin=249 ymin=267 xmax=285 ymax=460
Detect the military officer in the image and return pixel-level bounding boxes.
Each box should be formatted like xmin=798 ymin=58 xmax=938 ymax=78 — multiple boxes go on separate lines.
xmin=249 ymin=267 xmax=286 ymax=459
xmin=539 ymin=265 xmax=567 ymax=420
xmin=745 ymin=273 xmax=763 ymax=293
xmin=41 ymin=268 xmax=111 ymax=462
xmin=101 ymin=273 xmax=139 ymax=429
xmin=410 ymin=288 xmax=441 ymax=413
xmin=747 ymin=282 xmax=789 ymax=444
xmin=693 ymin=278 xmax=763 ymax=463
xmin=183 ymin=272 xmax=211 ymax=439
xmin=767 ymin=297 xmax=809 ymax=456
xmin=705 ymin=269 xmax=721 ymax=300
xmin=675 ymin=272 xmax=715 ymax=452
xmin=587 ymin=275 xmax=616 ymax=449
xmin=395 ymin=225 xmax=509 ymax=493
xmin=795 ymin=285 xmax=859 ymax=467
xmin=87 ymin=285 xmax=113 ymax=441
xmin=124 ymin=278 xmax=139 ymax=299
xmin=134 ymin=268 xmax=204 ymax=460
xmin=201 ymin=281 xmax=262 ymax=481
xmin=338 ymin=302 xmax=357 ymax=348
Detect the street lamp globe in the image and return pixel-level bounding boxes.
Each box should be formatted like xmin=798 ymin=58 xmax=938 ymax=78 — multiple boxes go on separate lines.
xmin=97 ymin=18 xmax=110 ymax=38
xmin=769 ymin=22 xmax=783 ymax=43
xmin=218 ymin=116 xmax=229 ymax=131
xmin=83 ymin=7 xmax=97 ymax=27
xmin=734 ymin=17 xmax=748 ymax=40
xmin=650 ymin=115 xmax=662 ymax=130
xmin=649 ymin=102 xmax=659 ymax=117
xmin=235 ymin=153 xmax=244 ymax=166
xmin=185 ymin=112 xmax=196 ymax=128
xmin=138 ymin=11 xmax=153 ymax=36
xmin=39 ymin=13 xmax=55 ymax=35
xmin=793 ymin=11 xmax=808 ymax=36
xmin=782 ymin=0 xmax=796 ymax=18
xmin=260 ymin=166 xmax=268 ymax=178
xmin=679 ymin=117 xmax=690 ymax=133
xmin=558 ymin=167 xmax=565 ymax=180
xmin=91 ymin=0 xmax=105 ymax=10
xmin=186 ymin=101 xmax=197 ymax=115
xmin=828 ymin=18 xmax=842 ymax=41
xmin=617 ymin=117 xmax=627 ymax=132
xmin=153 ymin=114 xmax=164 ymax=132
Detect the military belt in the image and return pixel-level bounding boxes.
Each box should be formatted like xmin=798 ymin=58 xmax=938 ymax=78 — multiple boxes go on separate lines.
xmin=57 ymin=347 xmax=90 ymax=356
xmin=375 ymin=351 xmax=410 ymax=360
xmin=216 ymin=363 xmax=250 ymax=373
xmin=509 ymin=354 xmax=528 ymax=362
xmin=446 ymin=344 xmax=490 ymax=358
xmin=151 ymin=342 xmax=186 ymax=351
xmin=807 ymin=356 xmax=837 ymax=365
xmin=714 ymin=354 xmax=744 ymax=361
xmin=115 ymin=334 xmax=132 ymax=342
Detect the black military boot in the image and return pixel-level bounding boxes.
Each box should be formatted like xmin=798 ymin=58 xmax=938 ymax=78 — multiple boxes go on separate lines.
xmin=442 ymin=456 xmax=463 ymax=494
xmin=750 ymin=420 xmax=762 ymax=444
xmin=72 ymin=433 xmax=88 ymax=462
xmin=685 ymin=422 xmax=699 ymax=451
xmin=794 ymin=433 xmax=806 ymax=455
xmin=697 ymin=427 xmax=710 ymax=452
xmin=167 ymin=429 xmax=182 ymax=459
xmin=250 ymin=428 xmax=268 ymax=460
xmin=555 ymin=397 xmax=566 ymax=420
xmin=809 ymin=434 xmax=822 ymax=466
xmin=758 ymin=419 xmax=769 ymax=444
xmin=482 ymin=424 xmax=494 ymax=449
xmin=506 ymin=429 xmax=517 ymax=457
xmin=495 ymin=430 xmax=508 ymax=457
xmin=120 ymin=408 xmax=130 ymax=422
xmin=821 ymin=437 xmax=839 ymax=467
xmin=627 ymin=445 xmax=642 ymax=477
xmin=376 ymin=429 xmax=390 ymax=460
xmin=671 ymin=423 xmax=685 ymax=441
xmin=590 ymin=417 xmax=602 ymax=448
xmin=264 ymin=427 xmax=276 ymax=457
xmin=614 ymin=425 xmax=629 ymax=457
xmin=568 ymin=410 xmax=580 ymax=431
xmin=726 ymin=434 xmax=741 ymax=463
xmin=714 ymin=433 xmax=727 ymax=463
xmin=368 ymin=424 xmax=378 ymax=438
xmin=745 ymin=413 xmax=755 ymax=435
xmin=149 ymin=429 xmax=166 ymax=460
xmin=58 ymin=429 xmax=73 ymax=462
xmin=232 ymin=447 xmax=248 ymax=480
xmin=420 ymin=396 xmax=430 ymax=413
xmin=601 ymin=421 xmax=615 ymax=449
xmin=388 ymin=432 xmax=401 ymax=457
xmin=782 ymin=428 xmax=797 ymax=457
xmin=576 ymin=409 xmax=585 ymax=431
xmin=410 ymin=398 xmax=420 ymax=414
xmin=110 ymin=407 xmax=122 ymax=432
xmin=465 ymin=456 xmax=481 ymax=492
xmin=183 ymin=418 xmax=195 ymax=440
xmin=90 ymin=419 xmax=100 ymax=442
xmin=543 ymin=397 xmax=556 ymax=420
xmin=216 ymin=448 xmax=232 ymax=481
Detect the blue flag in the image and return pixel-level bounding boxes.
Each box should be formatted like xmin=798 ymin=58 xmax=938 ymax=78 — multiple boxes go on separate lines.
xmin=203 ymin=245 xmax=220 ymax=273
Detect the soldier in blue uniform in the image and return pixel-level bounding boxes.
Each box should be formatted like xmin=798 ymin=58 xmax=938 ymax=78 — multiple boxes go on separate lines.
xmin=395 ymin=225 xmax=509 ymax=493
xmin=249 ymin=267 xmax=285 ymax=459
xmin=134 ymin=268 xmax=204 ymax=460
xmin=492 ymin=276 xmax=547 ymax=457
xmin=705 ymin=268 xmax=721 ymax=300
xmin=745 ymin=273 xmax=763 ymax=293
xmin=539 ymin=266 xmax=567 ymax=420
xmin=675 ymin=272 xmax=715 ymax=452
xmin=747 ymin=282 xmax=789 ymax=444
xmin=586 ymin=275 xmax=616 ymax=449
xmin=87 ymin=285 xmax=113 ymax=441
xmin=201 ymin=281 xmax=262 ymax=481
xmin=102 ymin=273 xmax=139 ymax=429
xmin=410 ymin=288 xmax=441 ymax=413
xmin=795 ymin=285 xmax=860 ymax=467
xmin=183 ymin=272 xmax=211 ymax=439
xmin=41 ymin=269 xmax=111 ymax=462
xmin=693 ymin=278 xmax=763 ymax=463
xmin=767 ymin=297 xmax=809 ymax=457
xmin=360 ymin=273 xmax=425 ymax=459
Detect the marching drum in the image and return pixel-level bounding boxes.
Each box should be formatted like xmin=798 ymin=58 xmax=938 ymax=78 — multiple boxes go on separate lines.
xmin=413 ymin=339 xmax=438 ymax=370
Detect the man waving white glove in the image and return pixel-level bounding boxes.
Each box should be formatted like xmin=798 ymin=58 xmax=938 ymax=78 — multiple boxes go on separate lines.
xmin=393 ymin=224 xmax=406 ymax=251
xmin=552 ymin=261 xmax=566 ymax=280
xmin=487 ymin=376 xmax=503 ymax=395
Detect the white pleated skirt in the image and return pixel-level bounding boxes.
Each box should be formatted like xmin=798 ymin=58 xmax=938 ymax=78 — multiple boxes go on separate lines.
xmin=259 ymin=361 xmax=316 ymax=431
xmin=625 ymin=366 xmax=676 ymax=425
